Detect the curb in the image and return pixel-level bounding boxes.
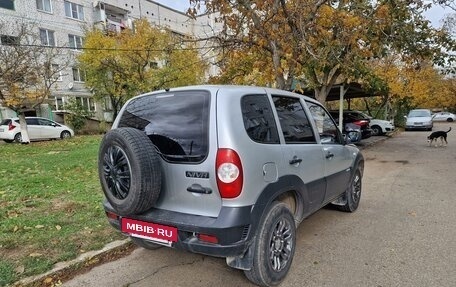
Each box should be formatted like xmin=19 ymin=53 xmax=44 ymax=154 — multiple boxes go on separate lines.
xmin=12 ymin=239 xmax=135 ymax=287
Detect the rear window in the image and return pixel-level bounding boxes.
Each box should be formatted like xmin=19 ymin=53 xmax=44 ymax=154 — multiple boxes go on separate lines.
xmin=0 ymin=119 xmax=11 ymax=125
xmin=118 ymin=90 xmax=210 ymax=163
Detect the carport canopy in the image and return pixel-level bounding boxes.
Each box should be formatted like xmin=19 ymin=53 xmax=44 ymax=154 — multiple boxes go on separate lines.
xmin=306 ymin=82 xmax=382 ymax=132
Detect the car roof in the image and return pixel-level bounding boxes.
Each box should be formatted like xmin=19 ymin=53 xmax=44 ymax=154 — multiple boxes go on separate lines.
xmin=132 ymin=85 xmax=322 ymax=106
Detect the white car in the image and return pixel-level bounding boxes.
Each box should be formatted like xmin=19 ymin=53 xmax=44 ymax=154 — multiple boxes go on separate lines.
xmin=432 ymin=112 xmax=455 ymax=122
xmin=369 ymin=119 xmax=395 ymax=136
xmin=405 ymin=109 xmax=433 ymax=131
xmin=0 ymin=117 xmax=74 ymax=143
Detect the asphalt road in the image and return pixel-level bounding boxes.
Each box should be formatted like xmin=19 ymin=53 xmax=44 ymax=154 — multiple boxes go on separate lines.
xmin=63 ymin=122 xmax=456 ymax=287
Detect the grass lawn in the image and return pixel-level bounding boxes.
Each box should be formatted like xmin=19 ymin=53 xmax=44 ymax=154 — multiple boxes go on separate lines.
xmin=0 ymin=136 xmax=124 ymax=286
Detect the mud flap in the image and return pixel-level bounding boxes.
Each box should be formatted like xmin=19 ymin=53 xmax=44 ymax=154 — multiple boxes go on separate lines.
xmin=226 ymin=241 xmax=254 ymax=270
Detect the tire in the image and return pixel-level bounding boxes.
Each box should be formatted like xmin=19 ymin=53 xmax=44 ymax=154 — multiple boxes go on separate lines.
xmin=371 ymin=125 xmax=383 ymax=136
xmin=244 ymin=202 xmax=296 ymax=287
xmin=3 ymin=139 xmax=13 ymax=143
xmin=447 ymin=118 xmax=453 ymax=122
xmin=60 ymin=130 xmax=71 ymax=139
xmin=14 ymin=133 xmax=22 ymax=143
xmin=130 ymin=237 xmax=162 ymax=250
xmin=338 ymin=166 xmax=362 ymax=212
xmin=98 ymin=127 xmax=162 ymax=215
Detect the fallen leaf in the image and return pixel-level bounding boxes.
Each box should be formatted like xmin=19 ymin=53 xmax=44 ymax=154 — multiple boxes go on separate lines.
xmin=43 ymin=277 xmax=53 ymax=284
xmin=13 ymin=226 xmax=19 ymax=232
xmin=23 ymin=226 xmax=32 ymax=230
xmin=15 ymin=265 xmax=25 ymax=274
xmin=29 ymin=252 xmax=42 ymax=257
xmin=35 ymin=225 xmax=45 ymax=229
xmin=55 ymin=225 xmax=62 ymax=231
xmin=408 ymin=211 xmax=417 ymax=217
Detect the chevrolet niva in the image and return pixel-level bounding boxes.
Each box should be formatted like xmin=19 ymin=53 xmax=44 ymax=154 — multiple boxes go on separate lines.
xmin=98 ymin=85 xmax=364 ymax=286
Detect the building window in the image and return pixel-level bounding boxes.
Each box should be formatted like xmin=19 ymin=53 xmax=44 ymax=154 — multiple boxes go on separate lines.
xmin=56 ymin=97 xmax=64 ymax=110
xmin=36 ymin=0 xmax=52 ymax=12
xmin=0 ymin=35 xmax=19 ymax=45
xmin=0 ymin=0 xmax=15 ymax=10
xmin=40 ymin=29 xmax=55 ymax=46
xmin=72 ymin=67 xmax=85 ymax=82
xmin=68 ymin=34 xmax=83 ymax=50
xmin=51 ymin=64 xmax=63 ymax=81
xmin=64 ymin=1 xmax=84 ymax=21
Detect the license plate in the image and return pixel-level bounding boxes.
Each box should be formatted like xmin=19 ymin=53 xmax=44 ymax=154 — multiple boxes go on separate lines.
xmin=121 ymin=218 xmax=178 ymax=243
xmin=414 ymin=122 xmax=423 ymax=125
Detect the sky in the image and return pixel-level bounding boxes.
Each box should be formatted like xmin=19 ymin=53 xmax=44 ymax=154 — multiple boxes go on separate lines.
xmin=154 ymin=0 xmax=450 ymax=28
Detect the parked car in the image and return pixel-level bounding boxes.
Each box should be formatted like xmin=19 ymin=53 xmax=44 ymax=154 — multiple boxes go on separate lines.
xmin=0 ymin=117 xmax=74 ymax=143
xmin=98 ymin=85 xmax=364 ymax=287
xmin=369 ymin=119 xmax=395 ymax=136
xmin=329 ymin=110 xmax=373 ymax=139
xmin=405 ymin=109 xmax=433 ymax=131
xmin=432 ymin=112 xmax=455 ymax=122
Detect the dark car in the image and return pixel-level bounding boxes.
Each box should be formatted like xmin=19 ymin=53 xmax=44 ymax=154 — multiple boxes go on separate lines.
xmin=330 ymin=110 xmax=373 ymax=139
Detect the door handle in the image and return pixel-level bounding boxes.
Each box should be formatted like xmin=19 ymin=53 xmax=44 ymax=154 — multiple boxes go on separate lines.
xmin=187 ymin=184 xmax=212 ymax=194
xmin=289 ymin=156 xmax=303 ymax=165
xmin=325 ymin=152 xmax=334 ymax=159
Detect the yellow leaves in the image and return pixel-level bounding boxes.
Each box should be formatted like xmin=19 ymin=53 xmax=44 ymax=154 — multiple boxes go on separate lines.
xmin=29 ymin=252 xmax=43 ymax=257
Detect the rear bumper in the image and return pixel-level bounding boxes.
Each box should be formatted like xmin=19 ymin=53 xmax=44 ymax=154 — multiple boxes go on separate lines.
xmin=103 ymin=200 xmax=253 ymax=258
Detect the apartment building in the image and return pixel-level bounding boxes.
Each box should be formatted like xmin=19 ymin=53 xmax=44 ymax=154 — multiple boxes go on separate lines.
xmin=0 ymin=0 xmax=219 ymax=123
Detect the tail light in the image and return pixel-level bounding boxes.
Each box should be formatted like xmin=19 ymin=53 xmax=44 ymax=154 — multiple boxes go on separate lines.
xmin=216 ymin=148 xmax=243 ymax=198
xmin=8 ymin=122 xmax=16 ymax=131
xmin=353 ymin=120 xmax=369 ymax=127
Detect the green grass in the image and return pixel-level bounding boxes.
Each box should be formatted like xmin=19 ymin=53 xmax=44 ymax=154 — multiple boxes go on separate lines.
xmin=0 ymin=136 xmax=124 ymax=286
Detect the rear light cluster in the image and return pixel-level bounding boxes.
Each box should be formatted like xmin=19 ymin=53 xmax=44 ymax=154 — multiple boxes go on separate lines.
xmin=8 ymin=122 xmax=16 ymax=131
xmin=216 ymin=148 xmax=243 ymax=198
xmin=353 ymin=120 xmax=369 ymax=127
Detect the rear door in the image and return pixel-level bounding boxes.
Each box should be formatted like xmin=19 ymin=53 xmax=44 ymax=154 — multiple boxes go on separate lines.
xmin=117 ymin=90 xmax=221 ymax=217
xmin=306 ymin=102 xmax=353 ymax=202
xmin=271 ymin=95 xmax=326 ymax=211
xmin=25 ymin=118 xmax=41 ymax=139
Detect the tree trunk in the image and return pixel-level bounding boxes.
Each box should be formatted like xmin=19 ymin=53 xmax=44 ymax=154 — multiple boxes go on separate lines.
xmin=314 ymin=86 xmax=331 ymax=107
xmin=18 ymin=113 xmax=30 ymax=144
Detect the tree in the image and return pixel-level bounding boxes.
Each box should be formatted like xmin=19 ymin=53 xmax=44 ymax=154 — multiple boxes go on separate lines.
xmin=191 ymin=0 xmax=455 ymax=105
xmin=0 ymin=20 xmax=69 ymax=143
xmin=79 ymin=19 xmax=207 ymax=118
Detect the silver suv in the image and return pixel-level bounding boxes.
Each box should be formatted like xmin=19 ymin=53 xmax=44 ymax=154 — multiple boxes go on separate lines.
xmin=98 ymin=85 xmax=364 ymax=286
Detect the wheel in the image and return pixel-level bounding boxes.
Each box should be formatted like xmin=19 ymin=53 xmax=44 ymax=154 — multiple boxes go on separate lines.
xmin=3 ymin=139 xmax=13 ymax=143
xmin=60 ymin=130 xmax=71 ymax=139
xmin=130 ymin=237 xmax=162 ymax=250
xmin=14 ymin=133 xmax=22 ymax=143
xmin=244 ymin=202 xmax=296 ymax=287
xmin=338 ymin=166 xmax=362 ymax=212
xmin=447 ymin=118 xmax=453 ymax=122
xmin=98 ymin=128 xmax=162 ymax=215
xmin=371 ymin=125 xmax=383 ymax=136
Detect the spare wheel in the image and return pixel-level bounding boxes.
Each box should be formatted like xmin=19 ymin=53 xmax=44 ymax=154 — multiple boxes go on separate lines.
xmin=98 ymin=127 xmax=162 ymax=215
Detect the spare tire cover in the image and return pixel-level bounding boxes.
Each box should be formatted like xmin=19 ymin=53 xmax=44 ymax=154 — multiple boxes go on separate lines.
xmin=98 ymin=127 xmax=161 ymax=215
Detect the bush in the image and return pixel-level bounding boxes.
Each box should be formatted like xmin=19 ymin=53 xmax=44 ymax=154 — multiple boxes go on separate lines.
xmin=64 ymin=98 xmax=93 ymax=133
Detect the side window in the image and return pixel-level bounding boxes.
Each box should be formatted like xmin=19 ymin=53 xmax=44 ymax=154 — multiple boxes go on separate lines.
xmin=38 ymin=119 xmax=56 ymax=126
xmin=241 ymin=94 xmax=279 ymax=144
xmin=26 ymin=118 xmax=39 ymax=125
xmin=272 ymin=96 xmax=316 ymax=144
xmin=306 ymin=102 xmax=342 ymax=144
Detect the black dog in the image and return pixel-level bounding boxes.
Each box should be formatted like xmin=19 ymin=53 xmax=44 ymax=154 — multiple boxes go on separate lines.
xmin=427 ymin=127 xmax=451 ymax=147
